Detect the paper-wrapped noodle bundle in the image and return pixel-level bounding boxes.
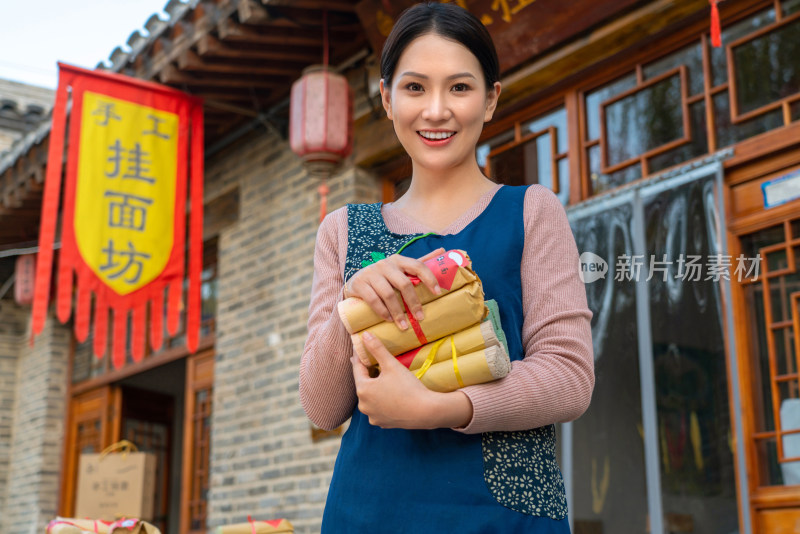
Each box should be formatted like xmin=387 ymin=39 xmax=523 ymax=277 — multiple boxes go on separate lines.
xmin=351 ymin=281 xmax=486 ymax=366
xmin=397 ymin=300 xmax=507 ymax=371
xmin=47 ymin=519 xmax=112 ymax=534
xmin=215 ymin=519 xmax=294 ymax=534
xmin=337 ymin=250 xmax=476 ymax=334
xmin=418 ymin=345 xmax=511 ymax=393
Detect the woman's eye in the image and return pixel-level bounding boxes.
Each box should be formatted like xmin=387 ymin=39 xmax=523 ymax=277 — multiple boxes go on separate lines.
xmin=405 ymin=82 xmax=423 ymax=92
xmin=452 ymin=83 xmax=469 ymax=92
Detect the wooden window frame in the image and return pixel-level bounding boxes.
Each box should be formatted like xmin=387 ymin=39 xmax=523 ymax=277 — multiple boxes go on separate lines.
xmin=597 ymin=65 xmax=692 ymax=176
xmin=727 ymin=9 xmax=800 ymax=125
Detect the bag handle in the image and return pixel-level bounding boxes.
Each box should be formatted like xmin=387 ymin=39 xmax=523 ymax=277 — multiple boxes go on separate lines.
xmin=99 ymin=439 xmax=139 ymax=460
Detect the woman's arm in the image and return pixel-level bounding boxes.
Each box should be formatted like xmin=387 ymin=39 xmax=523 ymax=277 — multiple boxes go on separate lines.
xmin=298 ymin=208 xmax=358 ymax=430
xmin=453 ymin=185 xmax=595 ymax=434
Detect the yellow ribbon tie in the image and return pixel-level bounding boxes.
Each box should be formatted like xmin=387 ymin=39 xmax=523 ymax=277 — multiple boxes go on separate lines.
xmin=415 ymin=337 xmax=446 ymax=379
xmin=451 ymin=335 xmax=464 ymax=388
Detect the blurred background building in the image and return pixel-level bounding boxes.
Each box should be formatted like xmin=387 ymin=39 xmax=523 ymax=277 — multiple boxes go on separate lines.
xmin=0 ymin=0 xmax=798 ymax=532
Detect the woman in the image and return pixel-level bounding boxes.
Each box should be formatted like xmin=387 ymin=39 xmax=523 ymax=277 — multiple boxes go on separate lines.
xmin=299 ymin=3 xmax=594 ymax=532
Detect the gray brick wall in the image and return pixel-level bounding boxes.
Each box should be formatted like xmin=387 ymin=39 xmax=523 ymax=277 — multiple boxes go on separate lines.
xmin=0 ymin=303 xmax=26 ymax=518
xmin=0 ymin=307 xmax=70 ymax=534
xmin=206 ymin=127 xmax=381 ymax=532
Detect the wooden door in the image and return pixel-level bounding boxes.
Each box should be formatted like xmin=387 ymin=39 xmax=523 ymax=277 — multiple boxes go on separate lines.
xmin=180 ymin=350 xmax=214 ymax=534
xmin=729 ymin=160 xmax=800 ymax=532
xmin=59 ymin=385 xmax=122 ymax=516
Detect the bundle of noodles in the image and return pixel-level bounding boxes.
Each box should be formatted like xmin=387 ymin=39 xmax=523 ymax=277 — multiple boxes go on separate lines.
xmin=338 ymin=250 xmax=511 ymax=391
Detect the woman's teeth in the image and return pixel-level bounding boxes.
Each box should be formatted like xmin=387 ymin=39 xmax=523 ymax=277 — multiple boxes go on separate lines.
xmin=419 ymin=131 xmax=455 ymax=140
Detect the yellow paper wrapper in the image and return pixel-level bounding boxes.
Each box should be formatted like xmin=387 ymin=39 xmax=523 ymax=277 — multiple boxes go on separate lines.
xmin=405 ymin=320 xmax=498 ymax=371
xmin=337 ymin=251 xmax=478 ymax=334
xmin=351 ymin=281 xmax=486 ymax=365
xmin=419 ymin=344 xmax=511 ymax=393
xmin=215 ymin=519 xmax=294 ymax=534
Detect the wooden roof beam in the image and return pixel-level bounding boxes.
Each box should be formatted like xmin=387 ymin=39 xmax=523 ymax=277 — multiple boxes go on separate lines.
xmin=178 ymin=49 xmax=301 ymax=76
xmin=196 ymin=34 xmax=320 ymax=63
xmin=159 ymin=63 xmax=287 ymax=88
xmin=217 ymin=18 xmax=324 ymax=47
xmin=263 ymin=0 xmax=359 ymax=12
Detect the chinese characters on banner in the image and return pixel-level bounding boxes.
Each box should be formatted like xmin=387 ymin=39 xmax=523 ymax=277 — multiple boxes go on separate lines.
xmin=32 ymin=63 xmax=204 ymax=369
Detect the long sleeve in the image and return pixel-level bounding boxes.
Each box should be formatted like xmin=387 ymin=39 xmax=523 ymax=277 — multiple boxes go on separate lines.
xmin=454 ymin=185 xmax=595 ymax=434
xmin=298 ymin=207 xmax=358 ymax=430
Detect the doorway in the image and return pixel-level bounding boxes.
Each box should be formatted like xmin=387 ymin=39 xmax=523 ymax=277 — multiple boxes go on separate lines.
xmin=60 ymin=350 xmax=213 ymax=534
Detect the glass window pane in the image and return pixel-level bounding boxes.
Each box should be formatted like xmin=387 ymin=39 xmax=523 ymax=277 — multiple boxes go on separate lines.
xmin=490 ymin=139 xmax=537 ymax=186
xmin=792 ymin=217 xmax=800 ymax=239
xmin=739 ymin=224 xmax=785 ymax=258
xmin=773 ymin=327 xmax=797 ymax=376
xmin=791 ymin=100 xmax=800 ymax=122
xmin=744 ymin=282 xmax=775 ymax=432
xmin=757 ymin=437 xmax=787 ymax=485
xmin=785 ymin=0 xmax=800 ymax=16
xmin=768 ymin=253 xmax=800 ymax=324
xmin=777 ymin=327 xmax=798 ymax=377
xmin=645 ymin=176 xmax=739 ymax=534
xmin=605 ymin=73 xmax=685 ymax=167
xmin=536 ymin=133 xmax=553 ymax=189
xmin=557 ymin=157 xmax=570 ymax=206
xmin=714 ymin=90 xmax=784 ymax=148
xmin=585 ymin=74 xmax=637 ymax=140
xmin=643 ymin=42 xmax=705 ymax=96
xmin=648 ymin=101 xmax=708 ymax=174
xmin=732 ymin=17 xmax=800 ymax=115
xmin=568 ymin=202 xmax=648 ymax=534
xmin=710 ymin=7 xmax=776 ymax=87
xmin=521 ymin=107 xmax=568 ymax=153
xmin=588 ymin=144 xmax=642 ymax=194
xmin=477 ymin=129 xmax=515 ymax=168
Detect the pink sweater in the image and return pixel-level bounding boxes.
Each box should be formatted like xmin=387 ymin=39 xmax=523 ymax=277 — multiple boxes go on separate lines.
xmin=299 ymin=183 xmax=595 ymax=434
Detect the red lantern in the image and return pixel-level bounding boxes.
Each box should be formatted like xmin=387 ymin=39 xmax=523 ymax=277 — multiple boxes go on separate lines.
xmin=290 ymin=65 xmax=354 ymax=174
xmin=290 ymin=65 xmax=354 ymax=223
xmin=14 ymin=254 xmax=36 ymax=306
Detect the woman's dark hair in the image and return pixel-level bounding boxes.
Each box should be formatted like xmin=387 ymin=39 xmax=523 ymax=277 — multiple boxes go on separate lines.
xmin=380 ymin=2 xmax=500 ymax=91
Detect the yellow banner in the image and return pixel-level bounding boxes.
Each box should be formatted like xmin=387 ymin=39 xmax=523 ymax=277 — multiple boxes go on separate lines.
xmin=75 ymin=91 xmax=178 ymax=295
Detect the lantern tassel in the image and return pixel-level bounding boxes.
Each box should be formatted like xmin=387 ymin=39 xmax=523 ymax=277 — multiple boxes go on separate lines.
xmin=319 ymin=180 xmax=330 ymax=224
xmin=710 ymin=0 xmax=722 ymax=48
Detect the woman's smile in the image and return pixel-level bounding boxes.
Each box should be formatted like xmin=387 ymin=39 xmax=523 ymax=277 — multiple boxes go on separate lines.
xmin=417 ymin=130 xmax=457 ymax=146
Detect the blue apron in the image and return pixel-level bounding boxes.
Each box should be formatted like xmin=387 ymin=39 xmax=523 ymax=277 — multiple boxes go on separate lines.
xmin=322 ymin=185 xmax=570 ymax=533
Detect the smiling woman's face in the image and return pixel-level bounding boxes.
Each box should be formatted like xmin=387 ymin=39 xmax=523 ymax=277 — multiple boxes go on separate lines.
xmin=380 ymin=32 xmax=500 ymax=174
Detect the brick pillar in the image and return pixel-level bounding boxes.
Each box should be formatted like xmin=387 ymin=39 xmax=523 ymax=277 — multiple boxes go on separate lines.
xmin=0 ymin=306 xmax=70 ymax=534
xmin=206 ymin=130 xmax=382 ymax=533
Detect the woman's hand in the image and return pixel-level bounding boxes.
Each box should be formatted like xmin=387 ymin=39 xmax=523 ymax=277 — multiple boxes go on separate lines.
xmin=352 ymin=331 xmax=474 ymax=429
xmin=345 ymin=247 xmax=445 ymax=331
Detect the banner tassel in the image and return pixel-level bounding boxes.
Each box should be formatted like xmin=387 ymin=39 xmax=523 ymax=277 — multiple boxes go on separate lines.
xmin=32 ymin=70 xmax=72 ymax=337
xmin=186 ymin=101 xmax=204 ymax=353
xmin=150 ymin=288 xmax=165 ymax=352
xmin=75 ymin=277 xmax=92 ymax=343
xmin=112 ymin=307 xmax=127 ymax=369
xmin=132 ymin=301 xmax=147 ymax=363
xmin=93 ymin=294 xmax=109 ymax=359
